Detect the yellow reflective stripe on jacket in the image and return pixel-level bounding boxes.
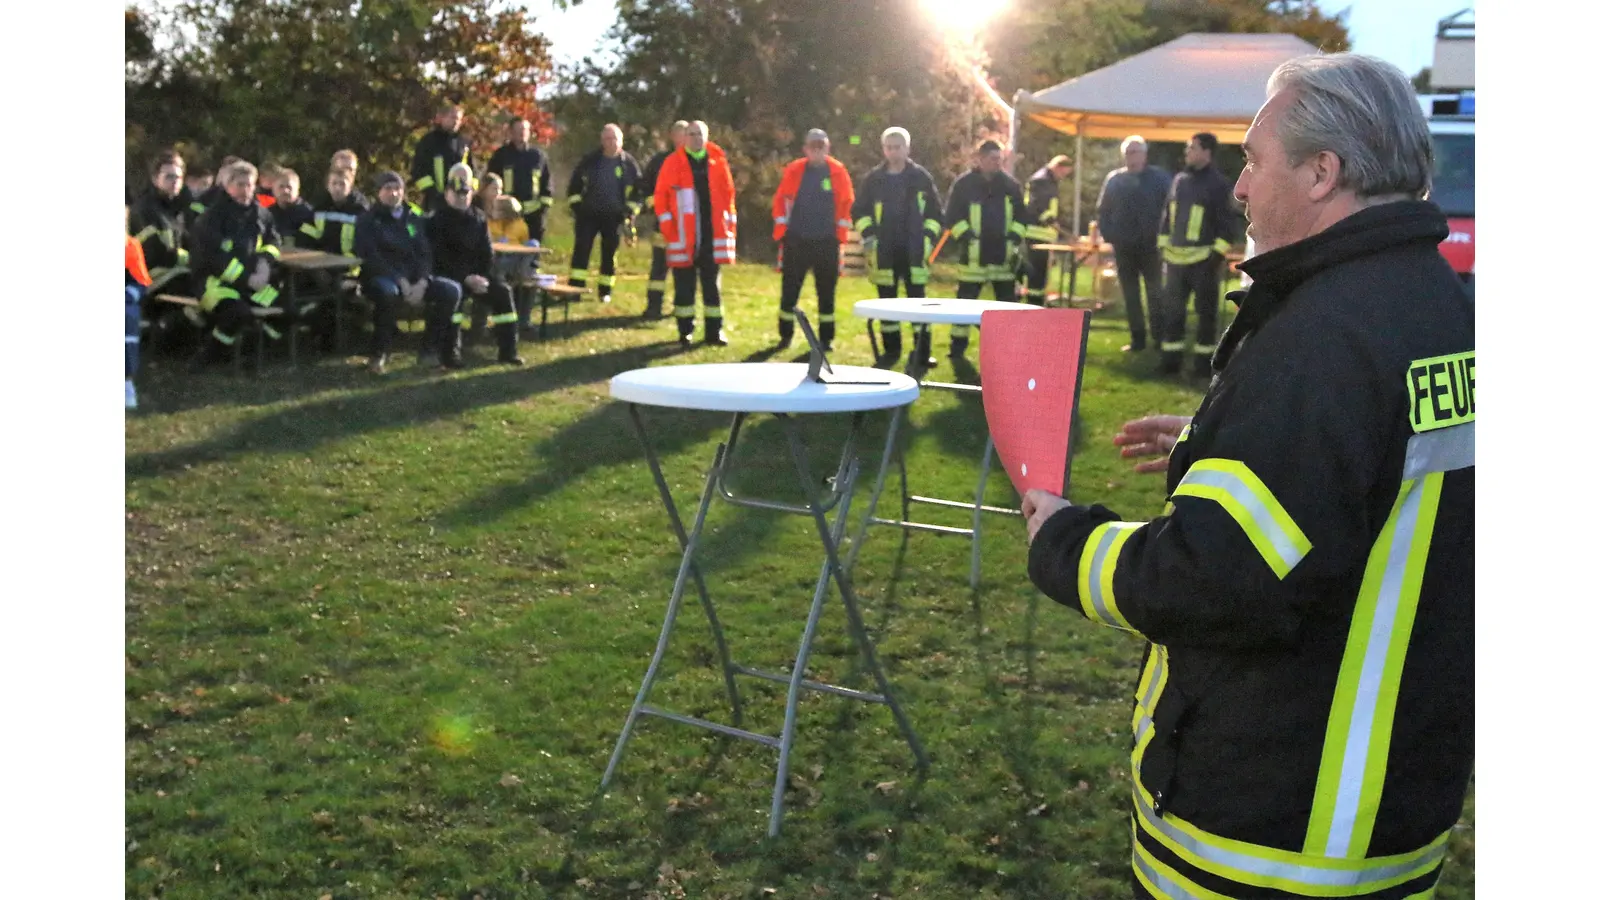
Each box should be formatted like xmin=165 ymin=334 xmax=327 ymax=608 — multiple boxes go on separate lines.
xmin=488 ymin=311 xmax=518 ymax=325
xmin=1076 ymin=521 xmax=1143 ymax=632
xmin=1172 ymin=459 xmax=1311 ymax=579
xmin=1130 ymin=645 xmax=1169 ymax=782
xmin=250 ymin=285 xmax=280 ymax=307
xmin=1135 ymin=783 xmax=1451 ymax=896
xmin=1305 ymin=425 xmax=1469 ymax=860
xmin=949 ymin=220 xmax=970 ymax=239
xmin=300 ymin=220 xmax=324 ymax=240
xmin=259 ymin=243 xmax=280 ymax=259
xmin=1133 ymin=839 xmax=1235 ymax=900
xmin=1025 ymin=224 xmax=1055 ymax=241
xmin=219 ymin=258 xmax=245 ymax=283
xmin=414 ymin=175 xmax=435 ymax=191
xmin=1162 ymin=245 xmax=1213 ymax=265
xmin=434 ymin=157 xmax=445 ymax=195
xmin=1156 ymin=234 xmax=1171 ymax=248
xmin=503 ymin=167 xmax=515 ymax=196
xmin=340 ymin=223 xmax=356 ymax=257
xmin=855 ymin=214 xmax=874 ymax=233
xmin=201 ymin=277 xmax=240 ymax=312
xmin=134 ymin=225 xmax=160 ymax=244
xmin=1186 ymin=204 xmax=1205 ymax=241
xmin=1211 ymin=237 xmax=1231 ymax=255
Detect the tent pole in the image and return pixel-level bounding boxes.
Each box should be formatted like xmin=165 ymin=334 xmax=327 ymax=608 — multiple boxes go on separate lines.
xmin=1073 ymin=130 xmax=1084 ymax=236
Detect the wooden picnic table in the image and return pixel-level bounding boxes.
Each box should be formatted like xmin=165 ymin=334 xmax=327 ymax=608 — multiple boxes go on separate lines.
xmin=277 ymin=251 xmax=362 ymax=356
xmin=1030 ymin=239 xmax=1112 ymax=306
xmin=491 ymin=243 xmax=551 ymax=256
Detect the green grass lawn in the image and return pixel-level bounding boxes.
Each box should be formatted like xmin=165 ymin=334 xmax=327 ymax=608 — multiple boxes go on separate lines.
xmin=126 ymin=223 xmax=1473 ymax=899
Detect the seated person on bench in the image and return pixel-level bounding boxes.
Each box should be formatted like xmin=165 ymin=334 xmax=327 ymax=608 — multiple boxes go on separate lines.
xmin=188 ymin=160 xmax=284 ymax=369
xmin=352 ymin=170 xmax=464 ymax=374
xmin=427 ymin=164 xmax=524 ymax=367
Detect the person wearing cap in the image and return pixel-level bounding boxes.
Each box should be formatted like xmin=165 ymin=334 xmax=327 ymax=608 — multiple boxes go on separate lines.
xmin=639 ymin=120 xmax=690 ymax=319
xmin=353 ymin=170 xmax=464 ymax=374
xmin=942 ymin=140 xmax=1030 ymax=356
xmin=772 ymin=128 xmax=856 ymax=350
xmin=1098 ymin=135 xmax=1174 ymax=353
xmin=187 ymin=160 xmax=285 ymax=369
xmin=427 ymin=164 xmax=524 ymax=366
xmin=411 ymin=101 xmax=472 ymax=213
xmin=655 ymin=120 xmax=738 ymax=346
xmin=851 ymin=126 xmax=945 ymax=366
xmin=1019 ymin=154 xmax=1073 ymax=305
xmin=566 ymin=123 xmax=644 ymax=303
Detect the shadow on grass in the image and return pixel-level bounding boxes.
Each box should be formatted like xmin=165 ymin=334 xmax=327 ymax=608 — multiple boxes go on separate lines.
xmin=125 ymin=340 xmax=693 ymax=481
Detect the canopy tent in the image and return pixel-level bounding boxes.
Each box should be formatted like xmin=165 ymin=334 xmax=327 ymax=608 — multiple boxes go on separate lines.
xmin=1011 ymin=32 xmax=1320 ymax=232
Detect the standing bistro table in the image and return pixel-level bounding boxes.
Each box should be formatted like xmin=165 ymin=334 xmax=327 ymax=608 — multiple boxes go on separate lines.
xmin=849 ymin=298 xmax=1041 ymax=588
xmin=602 ymin=361 xmax=928 ymax=836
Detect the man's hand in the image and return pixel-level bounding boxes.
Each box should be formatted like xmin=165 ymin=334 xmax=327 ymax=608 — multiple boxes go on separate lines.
xmin=1022 ymin=489 xmax=1072 ymax=545
xmin=1112 ymin=414 xmax=1193 ymax=474
xmin=464 ymin=275 xmax=489 ymax=294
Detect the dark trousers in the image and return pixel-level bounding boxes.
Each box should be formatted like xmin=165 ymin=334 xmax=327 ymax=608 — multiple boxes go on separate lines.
xmin=571 ymin=211 xmax=624 ymax=298
xmin=1022 ymin=247 xmax=1051 ymax=304
xmin=1113 ymin=242 xmax=1161 ymax=343
xmin=874 ymin=250 xmax=925 ymax=360
xmin=672 ymin=252 xmax=723 ymax=339
xmin=362 ymin=275 xmax=463 ymax=359
xmin=1159 ymin=255 xmax=1222 ymax=359
xmin=779 ymin=236 xmax=840 ymax=345
xmin=467 ymin=278 xmax=521 ymax=361
xmin=952 ymin=276 xmax=1016 ymax=354
xmin=126 ymin=284 xmax=143 ymax=380
xmin=646 ymin=230 xmax=670 ymax=314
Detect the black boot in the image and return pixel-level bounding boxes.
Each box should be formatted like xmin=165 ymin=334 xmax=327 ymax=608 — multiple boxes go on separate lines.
xmin=1158 ymin=351 xmax=1183 ymax=375
xmin=495 ymin=321 xmax=524 ymax=366
xmin=877 ymin=330 xmax=903 ymax=367
xmin=949 ymin=336 xmax=969 ymax=359
xmin=1122 ymin=332 xmax=1147 ymax=353
xmin=819 ymin=322 xmax=835 ymax=353
xmin=440 ymin=321 xmax=465 ymax=370
xmin=705 ymin=318 xmax=729 ymax=347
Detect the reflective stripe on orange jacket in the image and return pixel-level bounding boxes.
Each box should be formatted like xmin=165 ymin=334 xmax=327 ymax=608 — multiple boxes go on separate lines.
xmin=653 ymin=142 xmax=738 ymax=268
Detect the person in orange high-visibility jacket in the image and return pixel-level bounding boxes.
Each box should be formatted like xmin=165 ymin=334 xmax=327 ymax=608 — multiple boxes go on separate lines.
xmin=126 ymin=209 xmax=152 ymax=410
xmin=654 ymin=120 xmax=738 ymax=346
xmin=771 ymin=128 xmax=855 ymax=350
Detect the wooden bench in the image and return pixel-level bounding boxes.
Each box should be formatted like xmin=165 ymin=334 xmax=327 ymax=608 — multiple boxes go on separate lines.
xmin=523 ymin=282 xmax=590 ymax=340
xmin=154 ymin=294 xmax=285 ymax=374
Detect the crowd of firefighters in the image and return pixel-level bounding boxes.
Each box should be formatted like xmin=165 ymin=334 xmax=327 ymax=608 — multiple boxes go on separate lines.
xmin=124 ymin=101 xmax=1243 ymax=408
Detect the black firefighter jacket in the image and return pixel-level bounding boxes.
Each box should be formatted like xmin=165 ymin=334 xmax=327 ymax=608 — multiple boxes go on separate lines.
xmin=850 ymin=160 xmax=943 ymax=281
xmin=1028 ymin=200 xmax=1474 ymax=900
xmin=410 ymin=126 xmax=472 ymax=212
xmin=190 ymin=197 xmax=282 ymax=310
xmin=1158 ymin=161 xmax=1241 ymax=266
xmin=425 ymin=203 xmax=495 ymax=285
xmin=353 ymin=203 xmax=433 ymax=285
xmin=944 ymin=169 xmax=1028 ymax=280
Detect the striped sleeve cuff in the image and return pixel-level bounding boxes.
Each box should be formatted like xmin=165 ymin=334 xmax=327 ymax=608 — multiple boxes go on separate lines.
xmin=1076 ymin=521 xmax=1145 ymax=634
xmin=1172 ymin=459 xmax=1311 ymax=579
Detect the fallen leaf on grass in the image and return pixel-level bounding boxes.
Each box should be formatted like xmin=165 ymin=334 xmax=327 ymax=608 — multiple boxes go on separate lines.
xmin=874 ymin=781 xmax=897 ymax=795
xmin=311 ymin=810 xmax=335 ymax=827
xmin=1027 ymin=803 xmax=1051 ymax=817
xmin=499 ymin=773 xmax=523 ymax=787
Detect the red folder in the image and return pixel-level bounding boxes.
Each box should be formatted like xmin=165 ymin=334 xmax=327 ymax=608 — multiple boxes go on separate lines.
xmin=978 ymin=308 xmax=1091 ymax=497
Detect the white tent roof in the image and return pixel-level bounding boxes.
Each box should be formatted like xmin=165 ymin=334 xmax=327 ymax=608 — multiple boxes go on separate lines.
xmin=1015 ymin=33 xmax=1321 ymax=143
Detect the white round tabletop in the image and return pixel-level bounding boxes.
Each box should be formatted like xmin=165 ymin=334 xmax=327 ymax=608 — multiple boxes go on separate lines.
xmin=851 ymin=297 xmax=1044 ymax=326
xmin=611 ymin=363 xmax=920 ymax=414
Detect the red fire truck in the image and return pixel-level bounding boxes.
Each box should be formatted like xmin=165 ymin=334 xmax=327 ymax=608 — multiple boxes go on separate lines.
xmin=1422 ymin=94 xmax=1474 ymax=297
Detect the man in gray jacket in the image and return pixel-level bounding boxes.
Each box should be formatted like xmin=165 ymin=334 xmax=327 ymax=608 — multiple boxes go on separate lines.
xmin=1097 ymin=136 xmax=1171 ymax=352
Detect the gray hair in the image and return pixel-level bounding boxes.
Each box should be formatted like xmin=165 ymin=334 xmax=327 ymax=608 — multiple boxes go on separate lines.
xmin=1120 ymin=135 xmax=1147 ymax=153
xmin=881 ymin=126 xmax=910 ymax=146
xmin=1266 ymin=53 xmax=1433 ymax=201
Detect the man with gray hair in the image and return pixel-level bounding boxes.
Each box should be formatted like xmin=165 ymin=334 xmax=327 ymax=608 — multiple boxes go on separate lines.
xmin=1021 ymin=53 xmax=1474 ymax=899
xmin=566 ymin=123 xmax=644 ymax=303
xmin=850 ymin=125 xmax=943 ymax=365
xmin=1096 ymin=135 xmax=1171 ymax=351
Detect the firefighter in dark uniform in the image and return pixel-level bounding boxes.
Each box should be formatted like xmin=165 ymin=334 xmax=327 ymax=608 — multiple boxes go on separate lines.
xmin=296 ymin=167 xmax=370 ymax=351
xmin=1019 ymin=154 xmax=1072 ymax=305
xmin=566 ymin=123 xmax=643 ymax=302
xmin=1022 ymin=54 xmax=1474 ymax=899
xmin=427 ymin=166 xmax=524 ymax=367
xmin=485 ymin=117 xmax=553 ymax=262
xmin=942 ymin=140 xmax=1030 ymax=356
xmin=353 ymin=171 xmax=464 ymax=374
xmin=851 ymin=126 xmax=943 ymax=366
xmin=130 ymin=151 xmax=194 ymax=296
xmin=1156 ymin=132 xmax=1243 ymax=376
xmin=639 ymin=120 xmax=689 ymax=319
xmin=410 ymin=102 xmax=472 ymax=214
xmin=269 ymin=168 xmax=319 ymax=248
xmin=188 ymin=161 xmax=283 ymax=368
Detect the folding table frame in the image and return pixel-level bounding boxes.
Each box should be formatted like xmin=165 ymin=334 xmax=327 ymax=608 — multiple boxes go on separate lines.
xmin=600 ymin=402 xmax=929 ymax=837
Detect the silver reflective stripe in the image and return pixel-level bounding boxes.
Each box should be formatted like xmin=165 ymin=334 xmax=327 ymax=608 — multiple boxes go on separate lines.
xmin=1325 ymin=482 xmax=1426 ymax=858
xmin=1178 ymin=468 xmax=1308 ymax=573
xmin=1134 ymin=848 xmax=1205 ymax=900
xmin=1087 ymin=522 xmax=1139 ymax=628
xmin=1135 ymin=786 xmax=1447 ymax=888
xmin=774 ymin=215 xmax=787 ymax=224
xmin=1403 ymin=422 xmax=1474 ymax=480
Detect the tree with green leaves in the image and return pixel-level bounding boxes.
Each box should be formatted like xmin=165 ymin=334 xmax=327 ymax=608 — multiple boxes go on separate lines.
xmin=125 ymin=0 xmax=560 ymax=194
